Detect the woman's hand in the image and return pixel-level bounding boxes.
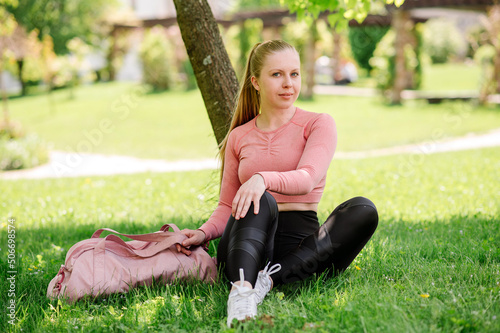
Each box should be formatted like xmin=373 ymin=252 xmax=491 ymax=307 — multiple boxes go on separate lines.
xmin=175 ymin=229 xmax=206 ymax=256
xmin=232 ymin=174 xmax=266 ymax=220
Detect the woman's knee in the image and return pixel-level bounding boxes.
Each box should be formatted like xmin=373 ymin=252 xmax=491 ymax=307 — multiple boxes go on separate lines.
xmin=337 ymin=196 xmax=378 ymax=232
xmin=261 ymin=191 xmax=278 ymax=219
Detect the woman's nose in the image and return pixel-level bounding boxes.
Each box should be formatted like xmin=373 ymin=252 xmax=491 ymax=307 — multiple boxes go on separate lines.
xmin=283 ymin=76 xmax=292 ymax=87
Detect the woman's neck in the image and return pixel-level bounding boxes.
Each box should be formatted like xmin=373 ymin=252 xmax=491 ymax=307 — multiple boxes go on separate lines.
xmin=256 ymin=106 xmax=296 ymax=131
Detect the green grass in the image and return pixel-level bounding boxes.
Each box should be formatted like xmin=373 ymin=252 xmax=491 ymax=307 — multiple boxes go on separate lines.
xmin=1 ymin=147 xmax=499 ymax=332
xmin=5 ymin=81 xmax=500 ymax=158
xmin=6 ymin=83 xmax=218 ymax=160
xmin=352 ymin=62 xmax=483 ymax=92
xmin=420 ymin=62 xmax=482 ymax=92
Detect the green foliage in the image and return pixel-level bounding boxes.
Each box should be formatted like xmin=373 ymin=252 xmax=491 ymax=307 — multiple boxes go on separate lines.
xmin=237 ymin=19 xmax=263 ymax=76
xmin=348 ymin=25 xmax=389 ymax=71
xmin=236 ymin=0 xmax=283 ymax=11
xmin=281 ymin=20 xmax=310 ymax=62
xmin=370 ymin=24 xmax=422 ymax=98
xmin=139 ymin=27 xmax=172 ymax=92
xmin=6 ymin=0 xmax=118 ymax=54
xmin=0 ymin=5 xmax=17 ymax=36
xmin=281 ymin=0 xmax=404 ymax=29
xmin=474 ymin=44 xmax=496 ymax=67
xmin=474 ymin=44 xmax=497 ymax=99
xmin=465 ymin=24 xmax=489 ymax=58
xmin=0 ymin=134 xmax=48 ymax=170
xmin=422 ymin=18 xmax=466 ymax=64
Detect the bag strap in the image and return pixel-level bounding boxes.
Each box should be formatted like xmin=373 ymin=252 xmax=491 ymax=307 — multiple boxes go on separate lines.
xmin=97 ymin=233 xmax=187 ymax=258
xmin=67 ymin=224 xmax=185 ymax=266
xmin=91 ymin=224 xmax=180 ymax=243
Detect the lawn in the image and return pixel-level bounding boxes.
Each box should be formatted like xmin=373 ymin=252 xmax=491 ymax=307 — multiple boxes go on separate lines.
xmin=352 ymin=62 xmax=483 ymax=92
xmin=1 ymin=146 xmax=499 ymax=332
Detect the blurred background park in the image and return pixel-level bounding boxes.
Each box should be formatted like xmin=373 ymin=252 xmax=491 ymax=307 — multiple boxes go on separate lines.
xmin=1 ymin=0 xmax=499 ymax=332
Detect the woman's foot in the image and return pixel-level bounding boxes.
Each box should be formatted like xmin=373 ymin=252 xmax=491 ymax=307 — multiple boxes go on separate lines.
xmin=254 ymin=263 xmax=281 ymax=304
xmin=227 ymin=269 xmax=258 ymax=327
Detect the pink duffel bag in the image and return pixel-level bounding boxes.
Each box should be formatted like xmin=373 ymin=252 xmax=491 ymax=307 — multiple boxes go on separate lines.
xmin=47 ymin=224 xmax=217 ymax=302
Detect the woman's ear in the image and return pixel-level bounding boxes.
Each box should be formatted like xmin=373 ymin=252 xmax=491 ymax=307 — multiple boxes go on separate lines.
xmin=251 ymin=76 xmax=260 ymax=92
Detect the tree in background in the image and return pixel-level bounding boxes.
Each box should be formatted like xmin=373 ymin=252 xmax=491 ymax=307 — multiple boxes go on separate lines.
xmin=6 ymin=0 xmax=118 ymax=55
xmin=476 ymin=4 xmax=500 ymax=104
xmin=0 ymin=0 xmax=48 ymax=170
xmin=348 ymin=25 xmax=389 ymax=73
xmin=370 ymin=23 xmax=422 ymax=102
xmin=0 ymin=0 xmax=18 ymax=134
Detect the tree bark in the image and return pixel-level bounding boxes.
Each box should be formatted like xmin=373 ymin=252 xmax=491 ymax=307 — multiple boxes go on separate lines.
xmin=302 ymin=21 xmax=318 ymax=100
xmin=390 ymin=9 xmax=409 ymax=105
xmin=173 ymin=0 xmax=239 ymax=146
xmin=17 ymin=59 xmax=26 ymax=96
xmin=332 ymin=31 xmax=341 ymax=84
xmin=492 ymin=5 xmax=500 ymax=94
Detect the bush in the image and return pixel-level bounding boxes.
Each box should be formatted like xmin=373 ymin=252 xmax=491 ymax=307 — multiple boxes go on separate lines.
xmin=422 ymin=18 xmax=466 ymax=64
xmin=370 ymin=25 xmax=422 ymax=96
xmin=348 ymin=25 xmax=389 ymax=72
xmin=139 ymin=26 xmax=172 ymax=91
xmin=0 ymin=134 xmax=49 ymax=171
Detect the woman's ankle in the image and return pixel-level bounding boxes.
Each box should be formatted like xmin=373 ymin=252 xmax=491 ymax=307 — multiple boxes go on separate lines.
xmin=230 ymin=280 xmax=253 ymax=292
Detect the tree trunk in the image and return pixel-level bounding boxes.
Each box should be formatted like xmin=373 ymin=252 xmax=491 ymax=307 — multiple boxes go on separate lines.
xmin=302 ymin=21 xmax=317 ymax=100
xmin=107 ymin=27 xmax=118 ymax=81
xmin=492 ymin=5 xmax=500 ymax=94
xmin=390 ymin=9 xmax=409 ymax=105
xmin=332 ymin=31 xmax=341 ymax=84
xmin=17 ymin=59 xmax=26 ymax=96
xmin=173 ymin=0 xmax=238 ymax=146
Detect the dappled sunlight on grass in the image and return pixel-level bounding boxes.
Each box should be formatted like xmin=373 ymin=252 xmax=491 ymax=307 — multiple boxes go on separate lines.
xmin=1 ymin=147 xmax=499 ymax=332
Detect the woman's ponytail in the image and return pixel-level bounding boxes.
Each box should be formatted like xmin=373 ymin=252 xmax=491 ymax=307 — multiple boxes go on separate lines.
xmin=218 ymin=40 xmax=297 ymax=183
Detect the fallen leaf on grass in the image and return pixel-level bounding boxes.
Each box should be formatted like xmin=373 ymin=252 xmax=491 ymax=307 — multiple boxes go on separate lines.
xmin=258 ymin=314 xmax=274 ymax=328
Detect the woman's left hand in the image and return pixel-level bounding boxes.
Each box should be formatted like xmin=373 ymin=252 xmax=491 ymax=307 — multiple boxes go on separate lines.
xmin=232 ymin=174 xmax=266 ymax=220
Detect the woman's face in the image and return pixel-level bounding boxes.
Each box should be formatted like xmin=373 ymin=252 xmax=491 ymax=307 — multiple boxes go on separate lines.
xmin=251 ymin=49 xmax=301 ymax=112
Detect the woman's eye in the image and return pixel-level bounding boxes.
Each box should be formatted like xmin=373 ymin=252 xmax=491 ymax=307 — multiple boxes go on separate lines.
xmin=291 ymin=72 xmax=299 ymax=77
xmin=272 ymin=73 xmax=281 ymax=77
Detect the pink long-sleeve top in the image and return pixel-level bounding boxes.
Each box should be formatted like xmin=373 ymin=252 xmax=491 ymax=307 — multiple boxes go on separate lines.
xmin=199 ymin=107 xmax=337 ymax=241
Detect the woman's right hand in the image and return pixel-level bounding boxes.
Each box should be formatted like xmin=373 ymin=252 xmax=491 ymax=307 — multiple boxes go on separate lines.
xmin=175 ymin=229 xmax=206 ymax=256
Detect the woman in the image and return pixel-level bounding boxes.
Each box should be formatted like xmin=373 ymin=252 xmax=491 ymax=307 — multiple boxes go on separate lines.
xmin=177 ymin=40 xmax=378 ymax=327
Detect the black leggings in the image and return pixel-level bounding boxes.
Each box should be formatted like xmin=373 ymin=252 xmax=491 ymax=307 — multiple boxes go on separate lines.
xmin=217 ymin=192 xmax=378 ymax=286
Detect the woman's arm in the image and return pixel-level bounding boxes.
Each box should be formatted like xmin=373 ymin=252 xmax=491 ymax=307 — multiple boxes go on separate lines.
xmin=196 ymin=131 xmax=242 ymax=241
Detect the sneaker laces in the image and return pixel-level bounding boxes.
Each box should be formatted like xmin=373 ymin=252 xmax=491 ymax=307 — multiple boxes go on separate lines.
xmin=227 ymin=268 xmax=257 ymax=327
xmin=255 ymin=262 xmax=281 ymax=304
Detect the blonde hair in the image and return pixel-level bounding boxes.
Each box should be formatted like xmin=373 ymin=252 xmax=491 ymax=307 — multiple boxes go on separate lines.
xmin=218 ymin=40 xmax=298 ymax=182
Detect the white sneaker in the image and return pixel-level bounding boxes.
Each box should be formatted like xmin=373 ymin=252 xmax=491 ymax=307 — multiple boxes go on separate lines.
xmin=227 ymin=268 xmax=258 ymax=327
xmin=254 ymin=262 xmax=281 ymax=305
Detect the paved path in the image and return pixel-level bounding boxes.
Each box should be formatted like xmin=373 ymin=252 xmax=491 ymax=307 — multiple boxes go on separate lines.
xmin=1 ymin=128 xmax=500 ymax=180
